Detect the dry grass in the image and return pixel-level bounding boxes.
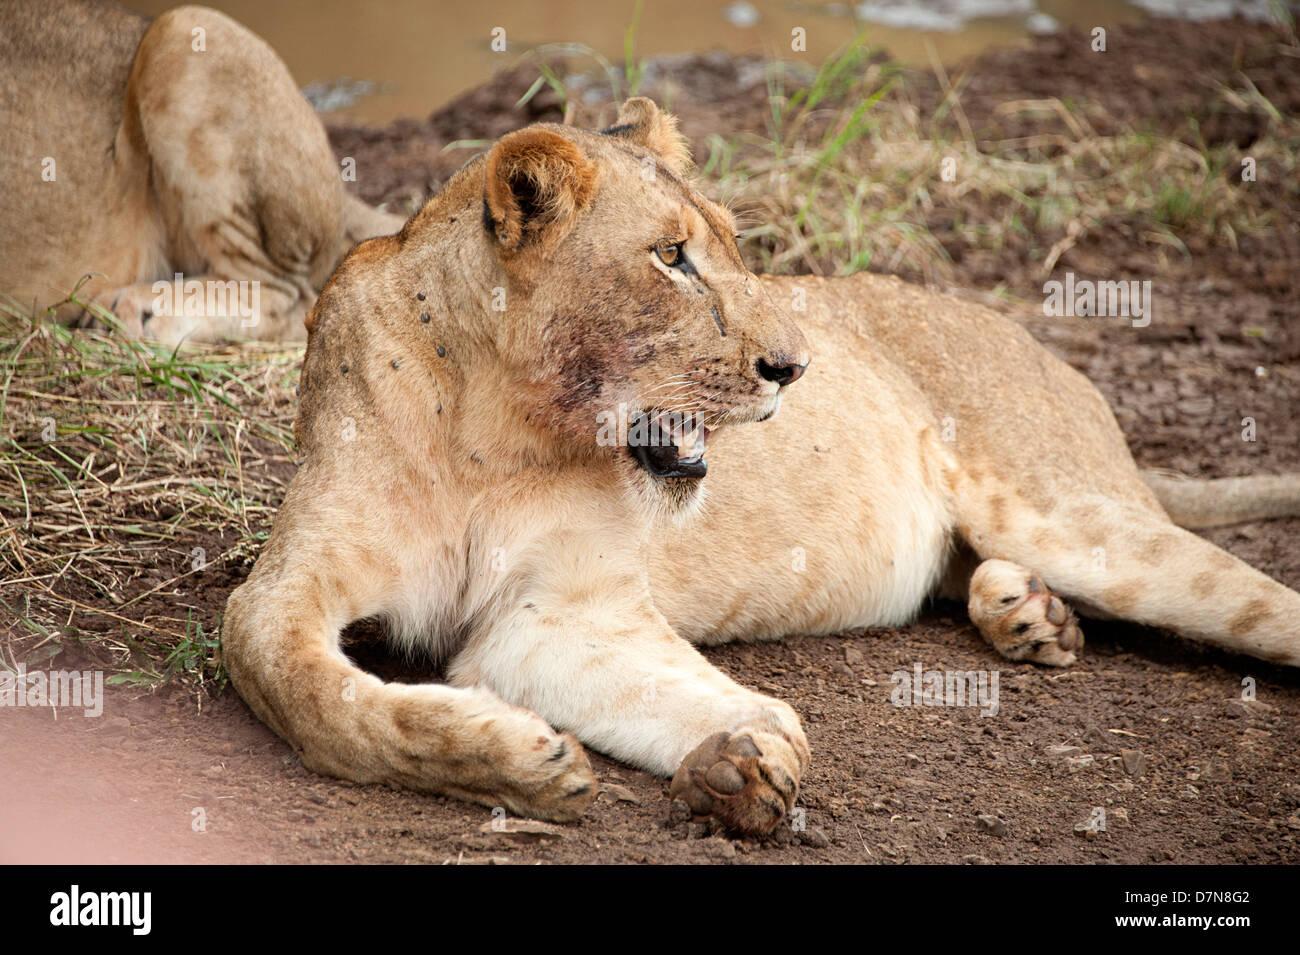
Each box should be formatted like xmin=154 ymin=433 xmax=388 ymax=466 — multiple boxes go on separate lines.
xmin=695 ymin=39 xmax=1298 ymax=289
xmin=0 ymin=285 xmax=301 ymax=689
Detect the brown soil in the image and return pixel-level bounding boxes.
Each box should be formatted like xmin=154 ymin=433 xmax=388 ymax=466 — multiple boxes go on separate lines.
xmin=5 ymin=16 xmax=1300 ymax=865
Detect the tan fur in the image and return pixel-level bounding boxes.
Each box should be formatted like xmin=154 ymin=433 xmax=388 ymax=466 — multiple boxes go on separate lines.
xmin=0 ymin=0 xmax=403 ymax=343
xmin=222 ymin=99 xmax=1300 ymax=833
xmin=484 ymin=129 xmax=600 ymax=252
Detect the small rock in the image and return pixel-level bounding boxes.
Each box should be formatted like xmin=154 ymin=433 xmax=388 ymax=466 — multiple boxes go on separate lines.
xmin=976 ymin=814 xmax=1006 ymax=837
xmin=962 ymin=854 xmax=993 ymax=864
xmin=1202 ymin=758 xmax=1232 ymax=783
xmin=709 ymin=838 xmax=737 ymax=861
xmin=1285 ymin=816 xmax=1300 ymax=831
xmin=770 ymin=825 xmax=795 ymax=845
xmin=797 ymin=826 xmax=830 ymax=848
xmin=687 ymin=821 xmax=710 ymax=839
xmin=201 ymin=764 xmax=224 ymax=779
xmin=1074 ymin=814 xmax=1105 ymax=838
xmin=722 ymin=1 xmax=760 ymax=28
xmin=666 ymin=798 xmax=692 ymax=826
xmin=1087 ymin=727 xmax=1121 ymax=754
xmin=1227 ymin=699 xmax=1276 ymax=718
xmin=1026 ymin=12 xmax=1060 ymax=35
xmin=906 ymin=753 xmax=922 ymax=768
xmin=1121 ymin=749 xmax=1146 ymax=777
xmin=844 ymin=646 xmax=865 ymax=668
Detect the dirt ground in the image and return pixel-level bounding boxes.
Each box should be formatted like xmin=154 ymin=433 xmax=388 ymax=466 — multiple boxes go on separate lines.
xmin=4 ymin=16 xmax=1300 ymax=864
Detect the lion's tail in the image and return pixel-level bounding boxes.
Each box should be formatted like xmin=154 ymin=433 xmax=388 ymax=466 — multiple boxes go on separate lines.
xmin=1142 ymin=469 xmax=1300 ymax=529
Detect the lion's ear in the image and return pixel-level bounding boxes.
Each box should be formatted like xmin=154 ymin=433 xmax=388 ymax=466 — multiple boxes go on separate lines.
xmin=603 ymin=98 xmax=691 ymax=175
xmin=483 ymin=128 xmax=598 ymax=252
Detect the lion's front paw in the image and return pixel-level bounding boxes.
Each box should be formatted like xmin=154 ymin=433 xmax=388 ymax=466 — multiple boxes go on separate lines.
xmin=669 ymin=729 xmax=802 ymax=835
xmin=83 ymin=284 xmax=225 ymax=344
xmin=84 ymin=286 xmax=153 ymax=337
xmin=491 ymin=724 xmax=599 ymax=824
xmin=518 ymin=732 xmax=599 ymax=823
xmin=382 ymin=697 xmax=599 ymax=825
xmin=968 ymin=558 xmax=1084 ymax=666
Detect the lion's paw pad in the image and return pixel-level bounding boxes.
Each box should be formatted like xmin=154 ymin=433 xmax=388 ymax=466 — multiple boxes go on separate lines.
xmin=969 ymin=558 xmax=1084 ymax=667
xmin=669 ymin=730 xmax=800 ymax=835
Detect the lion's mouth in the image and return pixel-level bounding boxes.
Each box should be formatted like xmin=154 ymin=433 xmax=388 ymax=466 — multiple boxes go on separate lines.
xmin=627 ymin=409 xmax=712 ymax=479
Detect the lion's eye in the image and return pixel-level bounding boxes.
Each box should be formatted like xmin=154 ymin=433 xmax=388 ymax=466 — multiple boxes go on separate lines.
xmin=655 ymin=243 xmax=684 ymax=268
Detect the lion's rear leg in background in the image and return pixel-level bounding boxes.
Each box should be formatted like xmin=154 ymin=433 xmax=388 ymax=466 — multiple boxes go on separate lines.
xmin=955 ymin=481 xmax=1300 ymax=668
xmin=220 ymin=554 xmax=598 ymax=822
xmin=91 ymin=6 xmax=402 ymax=343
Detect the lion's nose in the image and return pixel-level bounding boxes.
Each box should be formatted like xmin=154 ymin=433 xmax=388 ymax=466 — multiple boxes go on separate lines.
xmin=756 ymin=356 xmax=807 ymax=386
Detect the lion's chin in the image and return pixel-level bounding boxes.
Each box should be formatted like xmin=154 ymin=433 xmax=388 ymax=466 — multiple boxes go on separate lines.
xmin=626 ymin=467 xmax=708 ymax=527
xmin=617 ymin=395 xmax=777 ymax=524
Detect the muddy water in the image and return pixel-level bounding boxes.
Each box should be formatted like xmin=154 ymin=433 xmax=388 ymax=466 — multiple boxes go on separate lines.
xmin=122 ymin=0 xmax=1251 ymax=123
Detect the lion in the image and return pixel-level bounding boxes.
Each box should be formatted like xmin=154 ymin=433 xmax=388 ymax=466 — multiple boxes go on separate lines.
xmin=0 ymin=0 xmax=403 ymax=342
xmin=221 ymin=98 xmax=1300 ymax=834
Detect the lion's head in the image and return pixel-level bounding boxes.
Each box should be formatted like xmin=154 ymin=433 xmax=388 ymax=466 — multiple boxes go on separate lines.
xmin=474 ymin=98 xmax=809 ymax=514
xmin=306 ymin=99 xmax=808 ymax=518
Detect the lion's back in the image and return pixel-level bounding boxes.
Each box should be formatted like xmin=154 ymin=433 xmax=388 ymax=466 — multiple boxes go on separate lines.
xmin=0 ymin=0 xmax=149 ymax=295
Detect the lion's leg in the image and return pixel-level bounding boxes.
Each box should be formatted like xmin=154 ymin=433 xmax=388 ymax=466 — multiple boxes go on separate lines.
xmin=221 ymin=559 xmax=597 ymax=822
xmin=99 ymin=6 xmax=401 ymax=343
xmin=956 ymin=488 xmax=1300 ymax=667
xmin=450 ymin=599 xmax=809 ymax=834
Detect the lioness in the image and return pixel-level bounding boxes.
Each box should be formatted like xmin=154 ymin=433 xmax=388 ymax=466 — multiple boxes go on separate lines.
xmin=0 ymin=0 xmax=402 ymax=342
xmin=222 ymin=98 xmax=1300 ymax=834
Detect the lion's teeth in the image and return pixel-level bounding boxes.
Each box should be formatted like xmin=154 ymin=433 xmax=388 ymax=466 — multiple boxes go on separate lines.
xmin=676 ymin=426 xmax=702 ymax=459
